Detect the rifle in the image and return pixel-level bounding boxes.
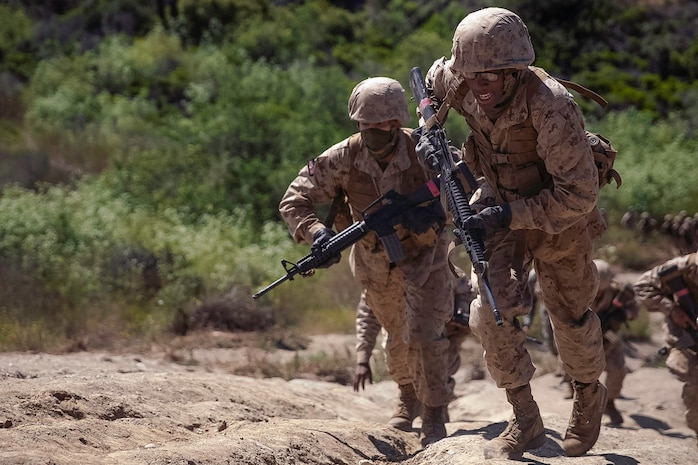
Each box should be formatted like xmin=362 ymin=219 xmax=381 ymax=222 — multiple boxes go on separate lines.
xmin=252 ymin=181 xmax=441 ymax=300
xmin=657 ymin=264 xmax=698 ymax=354
xmin=409 ymin=66 xmax=503 ymax=325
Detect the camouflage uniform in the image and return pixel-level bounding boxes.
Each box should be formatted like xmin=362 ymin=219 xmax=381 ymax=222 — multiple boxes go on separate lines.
xmin=279 ymin=78 xmax=455 ymax=441
xmin=633 ymin=253 xmax=698 ymax=441
xmin=355 ymin=275 xmax=474 ymax=387
xmin=523 ymin=269 xmax=557 ymax=356
xmin=591 ymin=259 xmax=639 ymax=425
xmin=424 ymin=7 xmax=607 ymax=458
xmin=426 ymin=33 xmax=604 ymax=391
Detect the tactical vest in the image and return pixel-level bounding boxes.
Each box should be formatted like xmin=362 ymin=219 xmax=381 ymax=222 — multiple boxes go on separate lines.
xmin=449 ymin=67 xmax=619 ymax=202
xmin=327 ymin=129 xmax=428 ymax=228
xmin=465 ymin=69 xmax=560 ymax=202
xmin=346 ymin=128 xmax=428 ymax=215
xmin=326 ymin=129 xmax=439 ymax=250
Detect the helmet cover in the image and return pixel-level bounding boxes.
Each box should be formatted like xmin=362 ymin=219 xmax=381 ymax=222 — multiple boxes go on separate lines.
xmin=348 ymin=77 xmax=411 ymax=125
xmin=451 ymin=7 xmax=535 ymax=74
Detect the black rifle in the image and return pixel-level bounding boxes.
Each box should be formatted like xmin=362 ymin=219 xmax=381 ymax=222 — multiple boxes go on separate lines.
xmin=657 ymin=264 xmax=698 ymax=354
xmin=409 ymin=66 xmax=503 ymax=325
xmin=252 ymin=181 xmax=441 ymax=300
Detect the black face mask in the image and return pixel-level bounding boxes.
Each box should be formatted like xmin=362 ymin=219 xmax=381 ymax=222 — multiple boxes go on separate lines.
xmin=360 ymin=127 xmax=399 ymax=163
xmin=360 ymin=128 xmax=394 ymax=151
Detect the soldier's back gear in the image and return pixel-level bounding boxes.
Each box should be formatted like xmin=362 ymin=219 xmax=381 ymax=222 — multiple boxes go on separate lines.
xmin=450 ymin=7 xmax=534 ymax=75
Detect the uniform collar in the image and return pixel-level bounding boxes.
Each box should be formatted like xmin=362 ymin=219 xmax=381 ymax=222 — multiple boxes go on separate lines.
xmin=353 ymin=130 xmax=411 ymax=177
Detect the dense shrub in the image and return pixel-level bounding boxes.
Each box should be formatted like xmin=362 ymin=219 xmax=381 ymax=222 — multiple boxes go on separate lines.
xmin=1 ymin=0 xmax=698 ymax=350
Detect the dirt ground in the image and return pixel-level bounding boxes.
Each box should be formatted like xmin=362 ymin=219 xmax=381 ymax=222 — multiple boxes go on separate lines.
xmin=0 ymin=319 xmax=696 ymax=465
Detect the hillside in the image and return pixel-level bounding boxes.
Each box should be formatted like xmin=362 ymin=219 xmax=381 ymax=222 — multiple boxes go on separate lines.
xmin=0 ymin=329 xmax=695 ymax=464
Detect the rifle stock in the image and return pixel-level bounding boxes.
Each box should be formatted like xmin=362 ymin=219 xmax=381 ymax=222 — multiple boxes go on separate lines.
xmin=409 ymin=66 xmax=503 ymax=325
xmin=253 ymin=181 xmax=441 ymax=300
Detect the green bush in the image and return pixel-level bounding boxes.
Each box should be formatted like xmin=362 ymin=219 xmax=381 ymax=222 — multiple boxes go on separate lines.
xmin=0 ymin=177 xmax=322 ymax=350
xmin=4 ymin=0 xmax=698 ymax=352
xmin=594 ymin=109 xmax=698 ymax=216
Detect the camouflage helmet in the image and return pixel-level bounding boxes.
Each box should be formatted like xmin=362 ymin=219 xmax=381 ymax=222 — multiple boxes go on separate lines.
xmin=593 ymin=259 xmax=614 ymax=292
xmin=348 ymin=77 xmax=411 ymax=125
xmin=451 ymin=7 xmax=535 ymax=74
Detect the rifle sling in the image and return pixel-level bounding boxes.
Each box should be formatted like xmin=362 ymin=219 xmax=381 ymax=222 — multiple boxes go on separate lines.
xmin=447 ymin=238 xmax=466 ymax=280
xmin=324 ymin=188 xmax=346 ymax=229
xmin=554 ymin=77 xmax=608 ymax=108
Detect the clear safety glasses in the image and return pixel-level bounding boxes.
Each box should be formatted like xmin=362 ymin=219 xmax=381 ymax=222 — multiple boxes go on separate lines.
xmin=462 ymin=71 xmax=501 ymax=82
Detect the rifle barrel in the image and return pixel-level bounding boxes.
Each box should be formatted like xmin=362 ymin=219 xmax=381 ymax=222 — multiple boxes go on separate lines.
xmin=252 ymin=274 xmax=291 ymax=300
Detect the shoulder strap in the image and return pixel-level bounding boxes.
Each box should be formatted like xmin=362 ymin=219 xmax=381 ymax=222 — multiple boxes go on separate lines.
xmin=554 ymin=77 xmax=608 ymax=109
xmin=403 ymin=128 xmax=418 ymax=161
xmin=324 ymin=134 xmax=362 ymax=228
xmin=347 ymin=132 xmax=363 ymax=157
xmin=323 ymin=187 xmax=347 ymax=228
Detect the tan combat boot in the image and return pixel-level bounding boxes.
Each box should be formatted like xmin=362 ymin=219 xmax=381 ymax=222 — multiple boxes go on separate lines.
xmin=563 ymin=380 xmax=608 ymax=456
xmin=604 ymin=398 xmax=623 ymax=426
xmin=484 ymin=383 xmax=546 ymax=459
xmin=420 ymin=404 xmax=448 ymax=447
xmin=387 ymin=383 xmax=422 ymax=432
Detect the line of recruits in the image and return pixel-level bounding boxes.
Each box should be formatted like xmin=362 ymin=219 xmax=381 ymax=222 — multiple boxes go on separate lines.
xmin=278 ymin=6 xmax=697 ymax=458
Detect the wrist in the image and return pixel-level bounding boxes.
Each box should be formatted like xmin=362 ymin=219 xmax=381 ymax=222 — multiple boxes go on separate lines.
xmin=308 ymin=223 xmax=327 ymax=243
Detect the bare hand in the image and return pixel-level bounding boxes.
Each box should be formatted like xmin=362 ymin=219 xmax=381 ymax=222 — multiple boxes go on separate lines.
xmin=353 ymin=363 xmax=373 ymax=392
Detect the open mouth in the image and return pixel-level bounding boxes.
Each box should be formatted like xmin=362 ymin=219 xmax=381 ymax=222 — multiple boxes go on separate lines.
xmin=477 ymin=93 xmax=493 ymax=102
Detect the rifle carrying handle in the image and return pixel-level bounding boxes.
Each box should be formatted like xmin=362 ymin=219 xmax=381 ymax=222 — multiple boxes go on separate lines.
xmin=409 ymin=67 xmax=439 ymax=127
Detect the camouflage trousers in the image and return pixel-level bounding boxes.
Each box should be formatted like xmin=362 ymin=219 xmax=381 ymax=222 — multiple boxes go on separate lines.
xmin=364 ymin=263 xmax=454 ymax=407
xmin=469 ymin=225 xmax=606 ymax=388
xmin=603 ymin=331 xmax=627 ymax=400
xmin=444 ymin=322 xmax=470 ymax=379
xmin=666 ymin=347 xmax=698 ymax=435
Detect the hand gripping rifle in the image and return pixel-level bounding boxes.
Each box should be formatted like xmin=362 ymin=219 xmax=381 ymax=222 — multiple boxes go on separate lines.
xmin=252 ymin=181 xmax=441 ymax=300
xmin=409 ymin=66 xmax=502 ymax=325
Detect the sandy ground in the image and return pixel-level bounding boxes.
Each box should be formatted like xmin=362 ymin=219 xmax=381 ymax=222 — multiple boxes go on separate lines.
xmin=0 ymin=323 xmax=696 ymax=465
